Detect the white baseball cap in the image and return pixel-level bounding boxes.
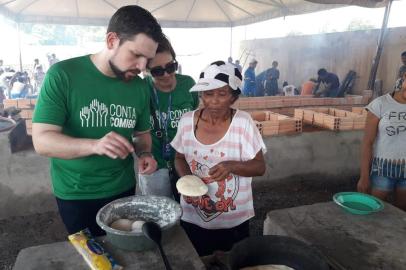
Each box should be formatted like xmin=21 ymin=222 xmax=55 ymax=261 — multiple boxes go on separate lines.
xmin=190 ymin=61 xmax=243 ymax=92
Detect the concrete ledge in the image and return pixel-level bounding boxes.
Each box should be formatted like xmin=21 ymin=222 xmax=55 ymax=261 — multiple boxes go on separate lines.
xmin=258 ymin=130 xmax=363 ymax=182
xmin=12 ymin=225 xmax=205 ymax=270
xmin=263 ymin=202 xmax=406 ymax=270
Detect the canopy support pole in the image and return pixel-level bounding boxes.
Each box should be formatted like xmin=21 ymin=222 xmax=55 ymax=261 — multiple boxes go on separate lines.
xmin=17 ymin=22 xmax=23 ymax=72
xmin=229 ymin=26 xmax=233 ymax=58
xmin=367 ymin=0 xmax=393 ymax=91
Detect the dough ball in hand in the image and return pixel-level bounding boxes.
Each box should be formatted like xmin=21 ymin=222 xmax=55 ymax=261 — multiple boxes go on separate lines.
xmin=176 ymin=175 xmax=208 ymax=197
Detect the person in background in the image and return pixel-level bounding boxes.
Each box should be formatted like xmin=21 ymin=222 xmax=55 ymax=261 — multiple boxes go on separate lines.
xmin=314 ymin=68 xmax=340 ymax=97
xmin=171 ymin=61 xmax=266 ymax=256
xmin=10 ymin=71 xmax=31 ymax=98
xmin=282 ymin=81 xmax=297 ymax=96
xmin=33 ymin=59 xmax=45 ymax=93
xmin=33 ymin=64 xmax=45 ymax=93
xmin=357 ymin=72 xmax=406 ymax=211
xmin=227 ymin=56 xmax=233 ymax=65
xmin=397 ymin=51 xmax=406 ymax=79
xmin=264 ymin=61 xmax=279 ymax=96
xmin=33 ymin=58 xmax=42 ymax=71
xmin=234 ymin=60 xmax=242 ymax=73
xmin=32 ymin=5 xmax=163 ymax=236
xmin=0 ymin=69 xmax=14 ymax=98
xmin=0 ymin=88 xmax=5 ymax=104
xmin=48 ymin=53 xmax=59 ymax=67
xmin=243 ymin=59 xmax=257 ymax=97
xmin=301 ymin=78 xmax=317 ymax=96
xmin=394 ymin=51 xmax=406 ymax=91
xmin=139 ymin=36 xmax=198 ymax=201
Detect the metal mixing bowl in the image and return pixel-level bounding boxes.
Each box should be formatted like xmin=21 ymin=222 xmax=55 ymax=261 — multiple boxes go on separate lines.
xmin=96 ymin=195 xmax=182 ymax=251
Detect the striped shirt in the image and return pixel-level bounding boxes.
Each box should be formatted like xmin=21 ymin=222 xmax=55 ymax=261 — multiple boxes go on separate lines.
xmin=171 ymin=110 xmax=266 ymax=229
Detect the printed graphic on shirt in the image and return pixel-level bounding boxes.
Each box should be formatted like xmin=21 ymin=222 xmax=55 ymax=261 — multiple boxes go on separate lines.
xmin=79 ymin=99 xmax=137 ymax=129
xmin=183 ymin=149 xmax=239 ymax=222
xmin=385 ymin=111 xmax=406 ymax=136
xmin=150 ymin=108 xmax=191 ymax=129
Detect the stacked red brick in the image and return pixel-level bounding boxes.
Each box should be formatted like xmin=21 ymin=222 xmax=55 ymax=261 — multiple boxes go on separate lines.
xmin=233 ymin=91 xmax=372 ymax=116
xmin=250 ymin=111 xmax=302 ymax=136
xmin=294 ymin=107 xmax=367 ymax=131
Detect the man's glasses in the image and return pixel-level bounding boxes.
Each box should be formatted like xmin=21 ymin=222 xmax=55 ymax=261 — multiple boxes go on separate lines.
xmin=150 ymin=61 xmax=178 ymax=77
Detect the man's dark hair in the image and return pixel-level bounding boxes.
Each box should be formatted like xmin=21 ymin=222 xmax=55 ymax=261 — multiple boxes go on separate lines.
xmin=318 ymin=68 xmax=327 ymax=76
xmin=156 ymin=35 xmax=176 ymax=59
xmin=107 ymin=5 xmax=164 ymax=45
xmin=402 ymin=51 xmax=406 ymax=57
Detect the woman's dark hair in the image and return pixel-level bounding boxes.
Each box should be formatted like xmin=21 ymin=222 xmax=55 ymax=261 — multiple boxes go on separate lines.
xmin=231 ymin=88 xmax=241 ymax=103
xmin=156 ymin=35 xmax=176 ymax=59
xmin=401 ymin=51 xmax=406 ymax=57
xmin=107 ymin=5 xmax=165 ymax=45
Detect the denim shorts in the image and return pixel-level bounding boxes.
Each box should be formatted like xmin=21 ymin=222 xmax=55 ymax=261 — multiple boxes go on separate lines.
xmin=370 ymin=158 xmax=406 ymax=191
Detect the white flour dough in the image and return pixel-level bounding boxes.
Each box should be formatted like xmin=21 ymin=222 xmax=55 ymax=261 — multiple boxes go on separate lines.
xmin=131 ymin=220 xmax=146 ymax=232
xmin=110 ymin=218 xmax=133 ymax=231
xmin=176 ymin=175 xmax=208 ymax=197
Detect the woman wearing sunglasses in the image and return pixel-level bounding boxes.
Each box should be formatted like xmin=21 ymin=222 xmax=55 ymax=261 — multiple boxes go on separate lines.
xmin=138 ymin=37 xmax=198 ymax=201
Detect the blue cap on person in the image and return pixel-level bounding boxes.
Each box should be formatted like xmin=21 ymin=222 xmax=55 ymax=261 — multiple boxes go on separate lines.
xmin=190 ymin=61 xmax=242 ymax=92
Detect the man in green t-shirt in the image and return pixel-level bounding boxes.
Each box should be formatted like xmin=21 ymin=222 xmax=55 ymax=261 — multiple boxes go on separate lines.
xmin=139 ymin=37 xmax=198 ymax=201
xmin=32 ymin=6 xmax=164 ymax=236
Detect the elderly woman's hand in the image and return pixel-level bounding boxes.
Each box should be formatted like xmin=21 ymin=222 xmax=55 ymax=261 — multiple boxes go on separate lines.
xmin=209 ymin=161 xmax=234 ymax=182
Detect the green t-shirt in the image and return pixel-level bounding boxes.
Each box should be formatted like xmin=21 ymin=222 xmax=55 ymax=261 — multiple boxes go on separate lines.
xmin=33 ymin=55 xmax=150 ymax=200
xmin=145 ymin=74 xmax=197 ymax=169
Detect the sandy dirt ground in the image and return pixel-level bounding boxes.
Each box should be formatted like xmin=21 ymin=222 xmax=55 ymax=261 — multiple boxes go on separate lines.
xmin=0 ymin=176 xmax=358 ymax=270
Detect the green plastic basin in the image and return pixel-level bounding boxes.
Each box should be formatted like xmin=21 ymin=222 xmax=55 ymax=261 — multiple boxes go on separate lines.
xmin=333 ymin=192 xmax=384 ymax=215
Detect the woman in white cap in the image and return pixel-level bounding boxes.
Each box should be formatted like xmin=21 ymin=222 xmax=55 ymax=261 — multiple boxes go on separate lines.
xmin=171 ymin=61 xmax=266 ymax=256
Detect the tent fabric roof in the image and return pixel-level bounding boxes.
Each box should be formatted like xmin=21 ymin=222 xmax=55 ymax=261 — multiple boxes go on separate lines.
xmin=0 ymin=0 xmax=386 ymax=27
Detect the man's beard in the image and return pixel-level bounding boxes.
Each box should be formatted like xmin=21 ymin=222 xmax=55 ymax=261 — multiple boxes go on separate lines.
xmin=109 ymin=60 xmax=139 ymax=82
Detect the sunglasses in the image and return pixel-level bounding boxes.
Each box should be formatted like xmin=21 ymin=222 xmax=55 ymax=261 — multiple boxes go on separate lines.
xmin=149 ymin=61 xmax=178 ymax=77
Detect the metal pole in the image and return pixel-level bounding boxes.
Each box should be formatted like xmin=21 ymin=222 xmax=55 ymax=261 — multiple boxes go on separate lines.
xmin=229 ymin=26 xmax=233 ymax=58
xmin=367 ymin=0 xmax=393 ymax=91
xmin=17 ymin=22 xmax=23 ymax=72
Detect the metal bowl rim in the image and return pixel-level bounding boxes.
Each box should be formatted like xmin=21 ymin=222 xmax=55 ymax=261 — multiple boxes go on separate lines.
xmin=96 ymin=195 xmax=182 ymax=236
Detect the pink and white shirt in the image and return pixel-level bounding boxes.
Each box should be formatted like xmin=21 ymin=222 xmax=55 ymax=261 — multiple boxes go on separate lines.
xmin=171 ymin=110 xmax=267 ymax=229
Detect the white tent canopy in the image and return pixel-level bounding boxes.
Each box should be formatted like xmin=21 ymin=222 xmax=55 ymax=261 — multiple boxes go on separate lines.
xmin=0 ymin=0 xmax=386 ymax=28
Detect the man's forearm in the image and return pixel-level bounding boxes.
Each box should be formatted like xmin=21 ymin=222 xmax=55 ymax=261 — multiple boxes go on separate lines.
xmin=33 ymin=128 xmax=96 ymax=159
